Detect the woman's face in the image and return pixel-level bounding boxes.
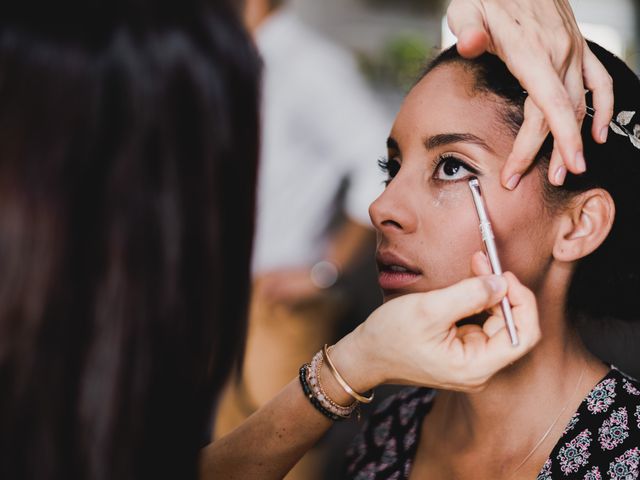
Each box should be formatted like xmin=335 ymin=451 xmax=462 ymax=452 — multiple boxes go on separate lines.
xmin=370 ymin=63 xmax=559 ymax=301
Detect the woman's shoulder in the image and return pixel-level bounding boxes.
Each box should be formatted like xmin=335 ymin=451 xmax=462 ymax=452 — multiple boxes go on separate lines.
xmin=611 ymin=366 xmax=640 ymax=395
xmin=541 ymin=366 xmax=640 ymax=480
xmin=594 ymin=366 xmax=640 ymax=411
xmin=343 ymin=387 xmax=435 ymax=479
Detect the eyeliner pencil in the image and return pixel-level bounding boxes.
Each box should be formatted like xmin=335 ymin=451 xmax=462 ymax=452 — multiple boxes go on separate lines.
xmin=468 ymin=177 xmax=519 ymax=346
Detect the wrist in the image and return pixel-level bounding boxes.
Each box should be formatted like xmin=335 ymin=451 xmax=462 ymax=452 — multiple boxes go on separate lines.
xmin=329 ymin=329 xmax=382 ymax=395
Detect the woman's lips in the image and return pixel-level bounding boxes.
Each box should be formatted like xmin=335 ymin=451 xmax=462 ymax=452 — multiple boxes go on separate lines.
xmin=378 ymin=269 xmax=421 ymax=291
xmin=376 ymin=251 xmax=422 ymax=292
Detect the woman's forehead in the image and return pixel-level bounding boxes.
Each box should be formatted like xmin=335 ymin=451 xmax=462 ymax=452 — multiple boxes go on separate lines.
xmin=391 ymin=63 xmax=514 ymax=158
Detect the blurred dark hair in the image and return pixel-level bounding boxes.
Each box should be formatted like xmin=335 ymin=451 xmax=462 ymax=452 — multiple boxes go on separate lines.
xmin=0 ymin=1 xmax=260 ymax=479
xmin=421 ymin=42 xmax=640 ymax=322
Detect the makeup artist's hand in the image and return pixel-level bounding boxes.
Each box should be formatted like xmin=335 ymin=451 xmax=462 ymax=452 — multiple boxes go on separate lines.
xmin=447 ymin=0 xmax=613 ymax=189
xmin=329 ymin=263 xmax=541 ymax=393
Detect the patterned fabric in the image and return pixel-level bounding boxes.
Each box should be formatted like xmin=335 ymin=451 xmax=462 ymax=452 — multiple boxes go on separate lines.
xmin=344 ymin=368 xmax=640 ymax=479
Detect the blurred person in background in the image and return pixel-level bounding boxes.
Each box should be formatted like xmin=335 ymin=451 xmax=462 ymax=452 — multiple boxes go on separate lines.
xmin=214 ymin=2 xmax=390 ymax=476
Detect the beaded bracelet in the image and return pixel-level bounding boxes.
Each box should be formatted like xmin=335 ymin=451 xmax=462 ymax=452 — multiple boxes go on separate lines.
xmin=309 ymin=350 xmax=358 ymax=419
xmin=298 ymin=364 xmax=345 ymax=422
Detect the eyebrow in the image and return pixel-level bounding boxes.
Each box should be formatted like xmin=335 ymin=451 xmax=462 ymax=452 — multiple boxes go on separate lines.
xmin=425 ymin=133 xmax=494 ymax=153
xmin=386 ymin=133 xmax=494 ymax=153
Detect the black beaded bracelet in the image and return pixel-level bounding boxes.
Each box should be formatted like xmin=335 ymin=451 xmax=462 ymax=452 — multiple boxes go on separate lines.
xmin=298 ymin=364 xmax=345 ymax=422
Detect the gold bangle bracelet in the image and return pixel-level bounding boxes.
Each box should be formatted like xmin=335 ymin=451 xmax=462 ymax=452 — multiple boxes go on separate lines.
xmin=322 ymin=344 xmax=374 ymax=404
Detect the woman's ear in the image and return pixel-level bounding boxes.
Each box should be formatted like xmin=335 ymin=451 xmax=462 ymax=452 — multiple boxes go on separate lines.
xmin=553 ymin=189 xmax=615 ymax=262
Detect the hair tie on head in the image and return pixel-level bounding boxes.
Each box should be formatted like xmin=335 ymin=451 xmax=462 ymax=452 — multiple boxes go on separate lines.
xmin=587 ymin=107 xmax=640 ymax=150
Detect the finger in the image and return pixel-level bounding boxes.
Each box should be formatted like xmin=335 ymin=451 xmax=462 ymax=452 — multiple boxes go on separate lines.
xmin=502 ymin=272 xmax=535 ymax=309
xmin=565 ymin=59 xmax=587 ymax=127
xmin=548 ymin=144 xmax=567 ymax=186
xmin=425 ymin=275 xmax=507 ymax=327
xmin=447 ymin=0 xmax=490 ymax=58
xmin=543 ymin=57 xmax=587 ymax=183
xmin=502 ymin=99 xmax=549 ymax=189
xmin=470 ymin=251 xmax=504 ymax=320
xmin=583 ymin=42 xmax=614 ymax=144
xmin=483 ymin=313 xmax=506 ymax=337
xmin=482 ymin=324 xmax=525 ymax=365
xmin=501 ymin=272 xmax=541 ymax=349
xmin=479 ymin=323 xmax=537 ymax=373
xmin=508 ymin=54 xmax=584 ymax=174
xmin=456 ymin=27 xmax=490 ymax=59
xmin=458 ymin=327 xmax=491 ymax=356
xmin=480 ymin=276 xmax=530 ymax=342
xmin=474 ymin=272 xmax=541 ymax=370
xmin=470 ymin=250 xmax=492 ymax=276
xmin=563 ymin=56 xmax=588 ymax=174
xmin=456 ymin=323 xmax=485 ymax=340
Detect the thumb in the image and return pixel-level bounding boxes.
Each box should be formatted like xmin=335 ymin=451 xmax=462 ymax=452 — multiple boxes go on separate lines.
xmin=447 ymin=0 xmax=490 ymax=58
xmin=425 ymin=275 xmax=507 ymax=327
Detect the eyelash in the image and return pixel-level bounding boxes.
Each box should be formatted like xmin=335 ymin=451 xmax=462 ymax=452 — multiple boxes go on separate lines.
xmin=432 ymin=153 xmax=479 ymax=182
xmin=378 ymin=154 xmax=479 ymax=186
xmin=378 ymin=156 xmax=399 ymax=186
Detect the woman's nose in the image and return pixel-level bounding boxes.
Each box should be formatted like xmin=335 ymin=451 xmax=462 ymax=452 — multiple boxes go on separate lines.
xmin=369 ymin=179 xmax=418 ymax=235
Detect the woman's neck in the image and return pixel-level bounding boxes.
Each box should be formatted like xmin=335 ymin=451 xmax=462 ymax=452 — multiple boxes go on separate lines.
xmin=417 ymin=281 xmax=609 ymax=477
xmin=444 ymin=333 xmax=597 ymax=445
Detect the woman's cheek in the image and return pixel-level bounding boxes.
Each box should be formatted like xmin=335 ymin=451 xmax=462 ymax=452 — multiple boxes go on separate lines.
xmin=428 ymin=183 xmax=472 ymax=208
xmin=493 ymin=210 xmax=553 ymax=288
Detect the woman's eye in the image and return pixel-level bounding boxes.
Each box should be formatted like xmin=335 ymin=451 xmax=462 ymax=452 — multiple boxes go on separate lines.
xmin=434 ymin=155 xmax=474 ymax=181
xmin=378 ymin=157 xmax=400 ymax=185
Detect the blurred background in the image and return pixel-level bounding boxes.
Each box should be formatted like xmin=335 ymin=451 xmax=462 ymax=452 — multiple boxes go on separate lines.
xmin=291 ymin=0 xmax=640 ymax=112
xmin=217 ymin=1 xmax=640 ymax=479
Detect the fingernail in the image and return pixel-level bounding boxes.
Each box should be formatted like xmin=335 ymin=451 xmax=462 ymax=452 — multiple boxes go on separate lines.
xmin=488 ymin=275 xmax=506 ymax=293
xmin=600 ymin=126 xmax=609 ymax=143
xmin=506 ymin=174 xmax=521 ymax=191
xmin=554 ymin=166 xmax=567 ymax=186
xmin=575 ymin=152 xmax=586 ymax=173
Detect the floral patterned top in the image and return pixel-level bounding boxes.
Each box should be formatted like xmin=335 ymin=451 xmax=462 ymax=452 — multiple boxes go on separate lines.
xmin=344 ymin=368 xmax=640 ymax=479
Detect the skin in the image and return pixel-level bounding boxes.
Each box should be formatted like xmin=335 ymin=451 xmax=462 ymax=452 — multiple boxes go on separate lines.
xmin=370 ymin=63 xmax=609 ymax=479
xmin=372 ymin=64 xmax=554 ymax=298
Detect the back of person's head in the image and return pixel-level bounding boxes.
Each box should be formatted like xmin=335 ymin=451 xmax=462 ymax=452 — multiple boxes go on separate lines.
xmin=0 ymin=1 xmax=260 ymax=479
xmin=421 ymin=41 xmax=640 ymax=322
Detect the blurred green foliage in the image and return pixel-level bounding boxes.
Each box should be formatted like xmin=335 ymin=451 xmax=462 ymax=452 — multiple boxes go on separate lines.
xmin=359 ymin=34 xmax=432 ymax=92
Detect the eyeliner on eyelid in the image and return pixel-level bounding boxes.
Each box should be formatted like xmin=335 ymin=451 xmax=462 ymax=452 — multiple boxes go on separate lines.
xmin=431 ymin=154 xmax=480 ymax=183
xmin=433 ymin=153 xmax=480 ymax=174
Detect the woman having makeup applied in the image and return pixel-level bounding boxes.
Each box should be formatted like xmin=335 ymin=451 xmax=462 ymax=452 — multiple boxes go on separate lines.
xmin=343 ymin=42 xmax=640 ymax=479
